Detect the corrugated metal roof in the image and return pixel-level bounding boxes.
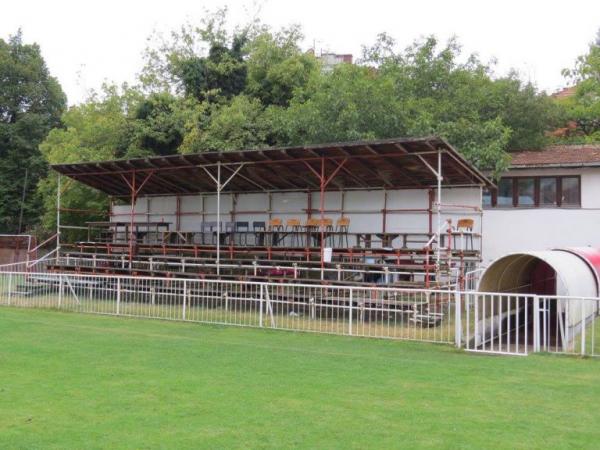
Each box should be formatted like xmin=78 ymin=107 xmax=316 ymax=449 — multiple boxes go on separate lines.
xmin=51 ymin=136 xmax=493 ymax=197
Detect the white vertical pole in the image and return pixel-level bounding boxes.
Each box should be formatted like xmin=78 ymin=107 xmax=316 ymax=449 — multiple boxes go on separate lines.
xmin=348 ymin=288 xmax=353 ymax=335
xmin=183 ymin=280 xmax=187 ymax=320
xmin=58 ymin=274 xmax=63 ymax=308
xmin=454 ymin=288 xmax=462 ymax=348
xmin=581 ymin=300 xmax=586 ymax=356
xmin=216 ymin=162 xmax=221 ymax=276
xmin=259 ymin=284 xmax=264 ymax=328
xmin=436 ymin=149 xmax=442 ymax=268
xmin=533 ymin=295 xmax=540 ymax=352
xmin=7 ymin=273 xmax=13 ymax=306
xmin=116 ymin=278 xmax=121 ymax=315
xmin=465 ymin=293 xmax=471 ymax=349
xmin=56 ymin=174 xmax=61 ymax=252
xmin=474 ymin=293 xmax=479 ymax=348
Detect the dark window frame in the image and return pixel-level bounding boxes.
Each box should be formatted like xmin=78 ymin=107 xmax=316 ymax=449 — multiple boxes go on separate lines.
xmin=483 ymin=175 xmax=581 ymax=208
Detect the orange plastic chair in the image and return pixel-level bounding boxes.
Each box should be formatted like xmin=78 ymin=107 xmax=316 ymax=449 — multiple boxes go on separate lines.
xmin=454 ymin=218 xmax=474 ymax=250
xmin=268 ymin=218 xmax=283 ymax=230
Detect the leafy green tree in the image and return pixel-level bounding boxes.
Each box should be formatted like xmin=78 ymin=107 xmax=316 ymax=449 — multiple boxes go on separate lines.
xmin=181 ymin=96 xmax=272 ymax=152
xmin=38 ymin=85 xmax=140 ymax=235
xmin=141 ymin=9 xmax=249 ymax=102
xmin=0 ymin=31 xmax=66 ymax=233
xmin=245 ymin=26 xmax=319 ymax=107
xmin=561 ymin=31 xmax=600 ymax=140
xmin=273 ymin=35 xmax=556 ymax=174
xmin=272 ymin=63 xmax=410 ymax=144
xmin=167 ymin=36 xmax=247 ymax=101
xmin=130 ymin=92 xmax=186 ymax=155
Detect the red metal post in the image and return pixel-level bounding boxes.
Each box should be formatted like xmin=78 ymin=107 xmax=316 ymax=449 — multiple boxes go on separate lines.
xmin=129 ymin=170 xmax=136 ymax=263
xmin=175 ymin=195 xmax=181 ymax=232
xmin=428 ymin=188 xmax=433 ymax=235
xmin=320 ymin=157 xmax=325 ymax=276
xmin=382 ymin=189 xmax=388 ymax=233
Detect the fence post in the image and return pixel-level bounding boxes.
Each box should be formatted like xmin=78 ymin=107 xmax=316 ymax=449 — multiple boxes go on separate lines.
xmin=533 ymin=295 xmax=540 ymax=353
xmin=581 ymin=299 xmax=586 ymax=356
xmin=182 ymin=280 xmax=187 ymax=321
xmin=259 ymin=284 xmax=264 ymax=328
xmin=348 ymin=288 xmax=353 ymax=336
xmin=7 ymin=272 xmax=13 ymax=306
xmin=58 ymin=274 xmax=63 ymax=308
xmin=116 ymin=278 xmax=121 ymax=315
xmin=454 ymin=288 xmax=462 ymax=348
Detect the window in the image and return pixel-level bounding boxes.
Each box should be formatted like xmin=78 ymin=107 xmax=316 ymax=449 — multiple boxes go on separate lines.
xmin=485 ymin=176 xmax=580 ymax=208
xmin=561 ymin=177 xmax=580 ymax=206
xmin=497 ymin=178 xmax=513 ymax=207
xmin=482 ymin=188 xmax=493 ymax=207
xmin=517 ymin=178 xmax=535 ymax=206
xmin=539 ymin=177 xmax=557 ymax=206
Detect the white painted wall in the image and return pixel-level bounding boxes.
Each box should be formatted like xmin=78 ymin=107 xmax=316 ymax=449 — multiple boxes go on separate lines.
xmin=482 ymin=167 xmax=600 ymax=265
xmin=112 ymin=187 xmax=483 ymax=249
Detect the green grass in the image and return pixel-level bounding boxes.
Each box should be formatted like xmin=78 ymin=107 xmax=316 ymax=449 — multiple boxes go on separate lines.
xmin=1 ymin=308 xmax=600 ymax=449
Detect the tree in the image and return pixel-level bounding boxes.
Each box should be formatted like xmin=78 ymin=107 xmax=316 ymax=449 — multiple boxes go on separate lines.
xmin=272 ymin=63 xmax=410 ymax=144
xmin=130 ymin=92 xmax=186 ymax=155
xmin=0 ymin=31 xmax=66 ymax=233
xmin=273 ymin=35 xmax=555 ymax=175
xmin=560 ymin=30 xmax=600 ymax=141
xmin=140 ymin=9 xmax=249 ymax=102
xmin=38 ymin=85 xmax=141 ymax=235
xmin=167 ymin=36 xmax=247 ymax=101
xmin=180 ymin=95 xmax=272 ymax=152
xmin=245 ymin=26 xmax=319 ymax=107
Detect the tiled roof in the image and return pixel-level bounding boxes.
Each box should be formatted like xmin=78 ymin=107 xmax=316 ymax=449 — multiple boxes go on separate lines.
xmin=510 ymin=144 xmax=600 ymax=168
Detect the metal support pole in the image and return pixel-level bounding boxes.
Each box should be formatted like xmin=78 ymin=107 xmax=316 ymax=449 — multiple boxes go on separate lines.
xmin=58 ymin=274 xmax=63 ymax=308
xmin=7 ymin=273 xmax=13 ymax=305
xmin=129 ymin=171 xmax=136 ymax=263
xmin=581 ymin=300 xmax=586 ymax=355
xmin=116 ymin=278 xmax=121 ymax=315
xmin=182 ymin=280 xmax=187 ymax=320
xmin=348 ymin=288 xmax=353 ymax=335
xmin=175 ymin=195 xmax=181 ymax=232
xmin=320 ymin=157 xmax=325 ymax=279
xmin=436 ymin=148 xmax=442 ymax=268
xmin=382 ymin=189 xmax=387 ymax=233
xmin=454 ymin=289 xmax=462 ymax=348
xmin=259 ymin=284 xmax=264 ymax=327
xmin=216 ymin=162 xmax=221 ymax=276
xmin=56 ymin=174 xmax=61 ymax=252
xmin=533 ymin=296 xmax=540 ymax=352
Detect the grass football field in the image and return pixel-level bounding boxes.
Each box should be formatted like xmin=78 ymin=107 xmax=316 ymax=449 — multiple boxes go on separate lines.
xmin=1 ymin=307 xmax=600 ymax=449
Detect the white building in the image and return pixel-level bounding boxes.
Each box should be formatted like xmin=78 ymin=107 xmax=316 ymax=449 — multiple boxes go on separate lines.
xmin=317 ymin=53 xmax=353 ymax=72
xmin=482 ymin=144 xmax=600 ymax=264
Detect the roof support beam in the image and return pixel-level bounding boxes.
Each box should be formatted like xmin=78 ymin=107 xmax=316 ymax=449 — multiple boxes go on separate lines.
xmin=222 ymin=164 xmax=271 ymax=191
xmin=337 ymin=147 xmax=392 ymax=188
xmin=377 ymin=144 xmax=424 ymax=186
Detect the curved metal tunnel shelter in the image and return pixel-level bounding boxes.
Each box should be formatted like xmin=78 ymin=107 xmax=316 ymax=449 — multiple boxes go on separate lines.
xmin=473 ymin=248 xmax=600 ymax=352
xmin=478 ymin=248 xmax=600 ymax=298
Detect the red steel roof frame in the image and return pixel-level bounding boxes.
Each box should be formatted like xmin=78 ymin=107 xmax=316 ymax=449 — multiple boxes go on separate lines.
xmin=51 ymin=136 xmax=494 ymax=197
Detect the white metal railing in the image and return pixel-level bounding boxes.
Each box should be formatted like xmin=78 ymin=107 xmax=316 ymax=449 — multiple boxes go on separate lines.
xmin=0 ymin=270 xmax=458 ymax=344
xmin=0 ymin=256 xmax=55 ymax=273
xmin=0 ymin=268 xmax=597 ymax=358
xmin=464 ymin=292 xmax=599 ymax=357
xmin=55 ymin=254 xmax=438 ymax=286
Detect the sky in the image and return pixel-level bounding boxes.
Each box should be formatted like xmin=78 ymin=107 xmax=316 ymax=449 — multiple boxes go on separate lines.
xmin=2 ymin=0 xmax=600 ymax=105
